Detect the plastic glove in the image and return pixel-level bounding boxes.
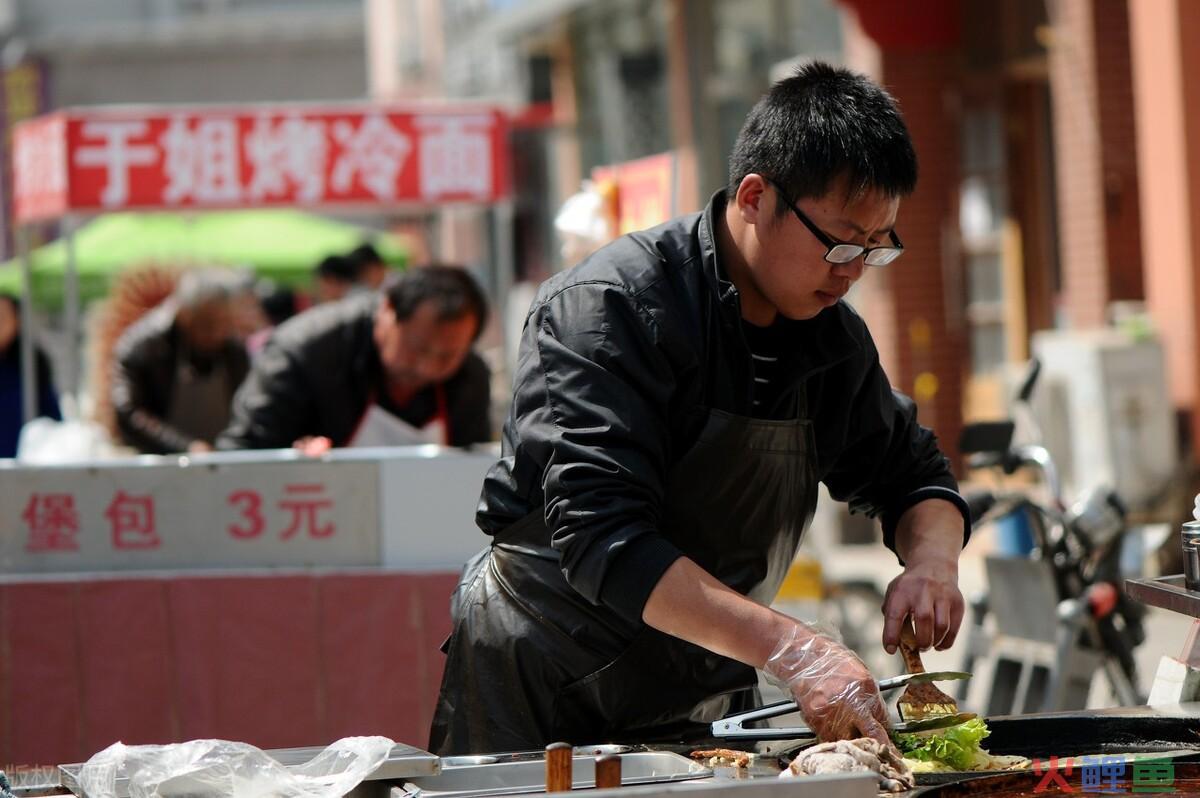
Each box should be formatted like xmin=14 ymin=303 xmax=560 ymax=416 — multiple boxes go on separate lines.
xmin=763 ymin=623 xmax=892 ymax=747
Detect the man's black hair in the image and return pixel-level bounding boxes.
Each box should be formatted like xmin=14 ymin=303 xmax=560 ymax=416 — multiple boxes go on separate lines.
xmin=315 ymin=254 xmax=359 ymax=282
xmin=727 ymin=61 xmax=917 ymax=214
xmin=348 ymin=243 xmax=385 ymax=268
xmin=259 ymin=287 xmax=297 ymax=327
xmin=385 ymin=265 xmax=489 ymax=342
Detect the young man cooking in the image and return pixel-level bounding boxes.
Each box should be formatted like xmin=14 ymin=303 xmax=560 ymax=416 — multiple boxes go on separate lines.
xmin=431 ymin=62 xmax=971 ymax=754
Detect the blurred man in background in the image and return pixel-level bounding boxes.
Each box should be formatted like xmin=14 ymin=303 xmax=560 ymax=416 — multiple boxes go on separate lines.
xmin=111 ymin=270 xmax=249 ymax=454
xmin=313 ymin=254 xmax=360 ymax=303
xmin=218 ymin=265 xmax=492 ymax=451
xmin=0 ymin=293 xmax=60 ymax=457
xmin=246 ymin=282 xmax=298 ymax=356
xmin=348 ymin=243 xmax=391 ymax=290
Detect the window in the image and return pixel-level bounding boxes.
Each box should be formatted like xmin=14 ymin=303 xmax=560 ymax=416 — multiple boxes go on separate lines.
xmin=960 ymin=107 xmax=1008 ymax=376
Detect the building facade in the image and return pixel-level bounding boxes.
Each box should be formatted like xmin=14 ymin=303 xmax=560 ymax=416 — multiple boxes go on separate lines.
xmin=372 ymin=0 xmax=1200 ymax=488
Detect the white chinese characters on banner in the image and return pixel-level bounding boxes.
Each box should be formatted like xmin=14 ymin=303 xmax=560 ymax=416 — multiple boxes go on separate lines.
xmin=417 ymin=115 xmax=494 ymax=199
xmin=161 ymin=116 xmax=242 ymax=204
xmin=330 ymin=113 xmax=412 ymax=201
xmin=13 ymin=117 xmax=66 ymax=213
xmin=245 ymin=114 xmax=328 ymax=203
xmin=15 ymin=106 xmax=506 ymax=220
xmin=74 ymin=121 xmax=159 ymax=207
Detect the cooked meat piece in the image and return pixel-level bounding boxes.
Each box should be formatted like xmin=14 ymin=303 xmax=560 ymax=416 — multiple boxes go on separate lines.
xmin=896 ymin=626 xmax=959 ymax=720
xmin=689 ymin=748 xmax=752 ymax=768
xmin=781 ymin=738 xmax=915 ymax=793
xmin=897 ymin=682 xmax=958 ymax=719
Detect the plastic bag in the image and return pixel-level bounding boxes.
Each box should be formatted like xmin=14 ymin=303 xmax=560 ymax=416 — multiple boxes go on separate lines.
xmin=78 ymin=737 xmax=395 ymax=798
xmin=16 ymin=418 xmax=124 ymax=463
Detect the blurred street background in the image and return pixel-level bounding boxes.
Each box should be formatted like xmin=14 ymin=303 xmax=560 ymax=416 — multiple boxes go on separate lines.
xmin=3 ymin=0 xmax=1200 ymax=769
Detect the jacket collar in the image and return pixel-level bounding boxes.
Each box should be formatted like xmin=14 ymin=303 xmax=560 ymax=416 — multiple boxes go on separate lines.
xmin=697 ymin=190 xmax=743 ymax=317
xmin=696 ymin=190 xmax=863 ymax=382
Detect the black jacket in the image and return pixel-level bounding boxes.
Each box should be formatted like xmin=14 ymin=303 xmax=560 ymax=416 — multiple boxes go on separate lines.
xmin=217 ymin=293 xmax=492 ymax=450
xmin=478 ymin=192 xmax=970 ymax=623
xmin=0 ymin=338 xmax=60 ymax=458
xmin=112 ymin=304 xmax=250 ymax=454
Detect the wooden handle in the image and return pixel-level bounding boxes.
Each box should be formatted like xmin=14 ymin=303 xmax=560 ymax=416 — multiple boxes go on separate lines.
xmin=595 ymin=754 xmax=622 ymax=790
xmin=898 ymin=619 xmax=926 ymax=674
xmin=545 ymin=742 xmax=573 ymax=793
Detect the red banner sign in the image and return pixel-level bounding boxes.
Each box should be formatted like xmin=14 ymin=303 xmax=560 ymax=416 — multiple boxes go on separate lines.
xmin=12 ymin=104 xmax=510 ymax=222
xmin=592 ymin=152 xmax=676 ymax=235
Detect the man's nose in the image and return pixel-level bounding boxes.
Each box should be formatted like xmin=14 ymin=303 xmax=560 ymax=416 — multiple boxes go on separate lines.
xmin=832 ymin=258 xmax=866 ymax=282
xmin=417 ymin=357 xmax=446 ymax=381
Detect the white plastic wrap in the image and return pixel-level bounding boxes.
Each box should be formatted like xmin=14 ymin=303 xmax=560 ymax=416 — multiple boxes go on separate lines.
xmin=78 ymin=737 xmax=395 ymax=798
xmin=763 ymin=624 xmax=891 ymax=745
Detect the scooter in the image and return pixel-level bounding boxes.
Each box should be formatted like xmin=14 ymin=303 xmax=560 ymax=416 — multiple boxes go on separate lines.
xmin=956 ymin=359 xmax=1147 ymax=709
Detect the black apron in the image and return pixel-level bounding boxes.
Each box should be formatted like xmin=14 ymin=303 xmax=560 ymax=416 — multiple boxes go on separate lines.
xmin=429 ymin=394 xmax=818 ymax=754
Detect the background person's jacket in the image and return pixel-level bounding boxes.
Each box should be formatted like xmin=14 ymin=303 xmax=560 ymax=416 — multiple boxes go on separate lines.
xmin=0 ymin=336 xmax=60 ymax=457
xmin=477 ymin=191 xmax=971 ymax=624
xmin=217 ymin=293 xmax=492 ymax=450
xmin=111 ymin=304 xmax=249 ymax=454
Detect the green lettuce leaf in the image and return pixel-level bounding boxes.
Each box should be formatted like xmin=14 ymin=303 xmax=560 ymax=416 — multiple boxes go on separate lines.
xmin=892 ymin=718 xmax=991 ymax=771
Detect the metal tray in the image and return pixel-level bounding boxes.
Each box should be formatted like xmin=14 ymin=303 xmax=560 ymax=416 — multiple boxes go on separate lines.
xmin=439 ymin=745 xmax=636 ymax=768
xmin=58 ymin=742 xmax=439 ymax=798
xmin=1126 ymin=575 xmax=1200 ymax=618
xmin=396 ymin=751 xmax=711 ymax=798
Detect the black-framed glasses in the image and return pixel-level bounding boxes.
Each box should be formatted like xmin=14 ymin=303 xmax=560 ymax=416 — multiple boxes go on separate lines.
xmin=768 ymin=179 xmax=905 ymax=267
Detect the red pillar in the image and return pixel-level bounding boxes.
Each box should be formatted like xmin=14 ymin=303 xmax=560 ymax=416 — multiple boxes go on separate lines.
xmin=1129 ymin=0 xmax=1200 ymax=455
xmin=840 ymin=0 xmax=967 ymax=465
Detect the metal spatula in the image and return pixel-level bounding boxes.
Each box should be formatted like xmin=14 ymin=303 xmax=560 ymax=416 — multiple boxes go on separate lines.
xmin=896 ymin=621 xmax=960 ymax=721
xmin=711 ymin=671 xmax=973 ymax=741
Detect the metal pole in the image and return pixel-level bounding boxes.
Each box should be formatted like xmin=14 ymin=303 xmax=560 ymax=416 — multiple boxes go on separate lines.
xmin=491 ymin=199 xmax=516 ymax=373
xmin=429 ymin=210 xmax=444 ymax=260
xmin=18 ymin=225 xmax=36 ymax=424
xmin=63 ymin=214 xmax=80 ymax=408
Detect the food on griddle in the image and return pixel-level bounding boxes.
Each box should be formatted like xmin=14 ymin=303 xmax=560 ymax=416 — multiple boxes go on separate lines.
xmin=780 ymin=737 xmax=914 ymax=793
xmin=897 ymin=625 xmax=959 ymax=720
xmin=893 ymin=718 xmax=1030 ymax=773
xmin=689 ymin=748 xmax=752 ymax=769
xmin=898 ymin=682 xmax=959 ymax=720
xmin=904 ymin=752 xmax=1030 ymax=774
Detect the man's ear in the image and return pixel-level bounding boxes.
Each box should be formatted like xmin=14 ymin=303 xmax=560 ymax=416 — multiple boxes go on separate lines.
xmin=374 ymin=299 xmax=396 ymax=328
xmin=735 ymin=174 xmax=768 ymax=226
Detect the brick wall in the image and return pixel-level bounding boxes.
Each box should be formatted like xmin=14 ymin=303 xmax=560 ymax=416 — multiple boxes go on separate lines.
xmin=1045 ymin=0 xmax=1142 ymax=322
xmin=876 ymin=50 xmax=968 ymax=466
xmin=1048 ymin=0 xmax=1110 ymax=328
xmin=1094 ymin=0 xmax=1144 ymax=304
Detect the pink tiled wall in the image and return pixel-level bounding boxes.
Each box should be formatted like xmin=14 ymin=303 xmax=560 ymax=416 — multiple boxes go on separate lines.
xmin=0 ymin=571 xmax=460 ymax=767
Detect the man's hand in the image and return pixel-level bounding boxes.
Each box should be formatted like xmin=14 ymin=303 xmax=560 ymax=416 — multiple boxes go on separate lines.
xmin=764 ymin=625 xmax=892 ymax=747
xmin=882 ymin=498 xmax=965 ymax=654
xmin=294 ymin=436 xmax=334 ymax=456
xmin=187 ymin=440 xmax=214 ymax=454
xmin=643 ymin=558 xmax=892 ymax=748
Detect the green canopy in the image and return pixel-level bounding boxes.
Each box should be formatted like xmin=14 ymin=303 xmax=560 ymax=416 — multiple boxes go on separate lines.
xmin=0 ymin=209 xmax=409 ymax=308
